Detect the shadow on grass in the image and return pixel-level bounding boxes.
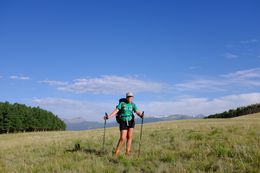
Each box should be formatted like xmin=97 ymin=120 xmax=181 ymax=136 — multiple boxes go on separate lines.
xmin=65 ymin=143 xmax=136 ymax=165
xmin=65 ymin=143 xmax=109 ymax=156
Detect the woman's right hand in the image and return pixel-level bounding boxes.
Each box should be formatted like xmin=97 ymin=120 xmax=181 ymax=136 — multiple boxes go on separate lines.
xmin=103 ymin=109 xmax=118 ymax=120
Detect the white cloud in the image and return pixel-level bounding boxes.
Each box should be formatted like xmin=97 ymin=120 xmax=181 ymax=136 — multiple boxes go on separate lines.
xmin=240 ymin=39 xmax=259 ymax=44
xmin=39 ymin=68 xmax=260 ymax=94
xmin=32 ymin=97 xmax=115 ymax=121
xmin=225 ymin=38 xmax=260 ymax=61
xmin=222 ymin=68 xmax=260 ymax=79
xmin=175 ymin=68 xmax=260 ymax=91
xmin=225 ymin=53 xmax=238 ymax=59
xmin=31 ymin=93 xmax=260 ymax=121
xmin=142 ymin=92 xmax=260 ymax=116
xmin=175 ymin=79 xmax=226 ymax=91
xmin=39 ymin=80 xmax=68 ymax=86
xmin=219 ymin=68 xmax=260 ymax=87
xmin=40 ymin=75 xmax=166 ymax=94
xmin=10 ymin=75 xmax=30 ymax=80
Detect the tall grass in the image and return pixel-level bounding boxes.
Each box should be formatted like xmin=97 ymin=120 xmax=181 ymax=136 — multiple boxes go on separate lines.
xmin=0 ymin=113 xmax=259 ymax=173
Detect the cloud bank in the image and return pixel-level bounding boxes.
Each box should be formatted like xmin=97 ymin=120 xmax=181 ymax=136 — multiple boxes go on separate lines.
xmin=40 ymin=75 xmax=166 ymax=94
xmin=32 ymin=92 xmax=260 ymax=121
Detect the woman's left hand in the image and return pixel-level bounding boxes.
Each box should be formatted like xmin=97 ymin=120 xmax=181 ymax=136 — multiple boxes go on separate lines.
xmin=104 ymin=115 xmax=109 ymax=120
xmin=140 ymin=111 xmax=144 ymax=119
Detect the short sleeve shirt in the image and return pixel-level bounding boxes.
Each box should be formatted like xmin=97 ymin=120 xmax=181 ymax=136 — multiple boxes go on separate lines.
xmin=116 ymin=102 xmax=138 ymax=120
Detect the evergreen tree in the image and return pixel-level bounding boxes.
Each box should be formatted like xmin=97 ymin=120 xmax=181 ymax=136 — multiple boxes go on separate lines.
xmin=206 ymin=103 xmax=260 ymax=119
xmin=0 ymin=102 xmax=66 ymax=134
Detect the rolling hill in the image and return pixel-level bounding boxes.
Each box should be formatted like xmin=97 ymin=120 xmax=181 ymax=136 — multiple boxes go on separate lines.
xmin=0 ymin=113 xmax=259 ymax=172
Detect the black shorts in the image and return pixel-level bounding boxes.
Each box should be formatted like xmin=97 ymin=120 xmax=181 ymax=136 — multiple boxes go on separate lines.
xmin=119 ymin=119 xmax=135 ymax=131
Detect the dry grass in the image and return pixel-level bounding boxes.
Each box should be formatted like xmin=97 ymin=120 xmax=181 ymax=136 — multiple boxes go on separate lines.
xmin=0 ymin=113 xmax=259 ymax=173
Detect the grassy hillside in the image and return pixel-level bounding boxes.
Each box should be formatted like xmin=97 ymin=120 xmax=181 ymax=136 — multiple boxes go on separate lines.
xmin=0 ymin=113 xmax=259 ymax=173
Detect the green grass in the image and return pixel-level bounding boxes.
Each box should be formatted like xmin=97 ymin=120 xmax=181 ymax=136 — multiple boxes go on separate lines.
xmin=0 ymin=113 xmax=260 ymax=173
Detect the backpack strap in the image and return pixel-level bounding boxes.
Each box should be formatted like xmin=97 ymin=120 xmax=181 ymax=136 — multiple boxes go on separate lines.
xmin=132 ymin=103 xmax=136 ymax=112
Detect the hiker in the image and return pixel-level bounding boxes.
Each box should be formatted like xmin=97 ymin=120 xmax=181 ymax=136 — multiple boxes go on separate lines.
xmin=104 ymin=92 xmax=144 ymax=158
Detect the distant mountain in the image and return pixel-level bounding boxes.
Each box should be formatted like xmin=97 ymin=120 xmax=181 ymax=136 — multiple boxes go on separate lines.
xmin=134 ymin=114 xmax=200 ymax=124
xmin=65 ymin=121 xmax=103 ymax=131
xmin=193 ymin=114 xmax=205 ymax=118
xmin=64 ymin=114 xmax=205 ymax=131
xmin=64 ymin=117 xmax=86 ymax=124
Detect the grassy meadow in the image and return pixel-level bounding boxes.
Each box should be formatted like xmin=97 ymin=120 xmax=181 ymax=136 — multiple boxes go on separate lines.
xmin=0 ymin=113 xmax=260 ymax=173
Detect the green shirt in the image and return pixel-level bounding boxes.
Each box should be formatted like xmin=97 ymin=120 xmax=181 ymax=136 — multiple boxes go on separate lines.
xmin=116 ymin=102 xmax=138 ymax=121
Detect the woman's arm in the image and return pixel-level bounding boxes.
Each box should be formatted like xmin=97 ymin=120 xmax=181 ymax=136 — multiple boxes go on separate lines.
xmin=104 ymin=108 xmax=119 ymax=120
xmin=135 ymin=110 xmax=144 ymax=118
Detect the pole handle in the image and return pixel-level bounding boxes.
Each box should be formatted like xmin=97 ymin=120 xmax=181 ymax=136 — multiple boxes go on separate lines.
xmin=105 ymin=112 xmax=108 ymax=121
xmin=141 ymin=111 xmax=144 ymax=119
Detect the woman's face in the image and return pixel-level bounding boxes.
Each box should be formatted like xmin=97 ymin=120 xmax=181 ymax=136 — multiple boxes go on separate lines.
xmin=126 ymin=96 xmax=134 ymax=103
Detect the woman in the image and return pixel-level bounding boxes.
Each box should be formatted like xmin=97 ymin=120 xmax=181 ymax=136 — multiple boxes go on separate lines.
xmin=104 ymin=92 xmax=144 ymax=159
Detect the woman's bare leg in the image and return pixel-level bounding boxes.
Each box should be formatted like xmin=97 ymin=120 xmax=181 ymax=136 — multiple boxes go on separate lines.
xmin=126 ymin=128 xmax=134 ymax=155
xmin=115 ymin=130 xmax=127 ymax=158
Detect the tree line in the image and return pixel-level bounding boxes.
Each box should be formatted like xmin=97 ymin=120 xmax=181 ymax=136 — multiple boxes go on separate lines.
xmin=206 ymin=103 xmax=260 ymax=119
xmin=0 ymin=102 xmax=66 ymax=134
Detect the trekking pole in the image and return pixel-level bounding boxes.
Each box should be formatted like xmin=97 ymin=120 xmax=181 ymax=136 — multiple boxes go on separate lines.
xmin=138 ymin=111 xmax=144 ymax=157
xmin=102 ymin=112 xmax=108 ymax=152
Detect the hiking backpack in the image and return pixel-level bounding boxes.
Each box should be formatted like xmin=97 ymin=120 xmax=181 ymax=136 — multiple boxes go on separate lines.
xmin=116 ymin=98 xmax=135 ymax=123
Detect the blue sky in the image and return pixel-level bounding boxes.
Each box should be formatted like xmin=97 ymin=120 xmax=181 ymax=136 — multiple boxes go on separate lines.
xmin=1 ymin=0 xmax=260 ymax=121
